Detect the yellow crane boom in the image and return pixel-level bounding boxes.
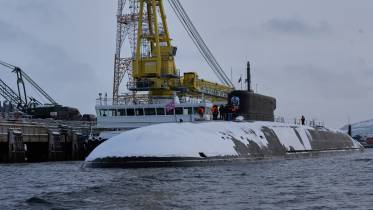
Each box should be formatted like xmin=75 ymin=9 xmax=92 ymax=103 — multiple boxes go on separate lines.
xmin=182 ymin=72 xmax=232 ymax=102
xmin=124 ymin=0 xmax=233 ymax=100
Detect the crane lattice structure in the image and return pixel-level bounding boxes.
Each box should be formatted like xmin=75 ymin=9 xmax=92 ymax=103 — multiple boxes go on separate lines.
xmin=112 ymin=0 xmax=138 ymax=103
xmin=112 ymin=0 xmax=234 ymax=102
xmin=0 ymin=60 xmax=58 ymax=110
xmin=0 ymin=78 xmax=25 ymax=108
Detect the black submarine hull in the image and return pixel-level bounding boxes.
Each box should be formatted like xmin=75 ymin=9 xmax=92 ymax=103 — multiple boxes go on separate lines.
xmin=86 ymin=149 xmax=361 ymax=168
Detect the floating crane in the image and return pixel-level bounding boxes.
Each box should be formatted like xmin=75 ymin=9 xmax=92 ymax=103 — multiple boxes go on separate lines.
xmin=112 ymin=0 xmax=234 ymax=103
xmin=0 ymin=60 xmax=57 ymax=110
xmin=0 ymin=60 xmax=82 ymax=120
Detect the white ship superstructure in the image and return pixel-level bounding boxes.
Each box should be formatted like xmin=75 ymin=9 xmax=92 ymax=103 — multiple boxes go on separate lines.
xmin=95 ymin=93 xmax=218 ymax=139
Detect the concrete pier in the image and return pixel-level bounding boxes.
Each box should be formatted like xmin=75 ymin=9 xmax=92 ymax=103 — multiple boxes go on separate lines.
xmin=8 ymin=128 xmax=26 ymax=162
xmin=0 ymin=119 xmax=98 ymax=163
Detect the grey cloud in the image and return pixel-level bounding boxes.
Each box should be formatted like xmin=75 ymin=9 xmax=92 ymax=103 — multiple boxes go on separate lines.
xmin=0 ymin=20 xmax=94 ymax=80
xmin=0 ymin=1 xmax=63 ymax=25
xmin=281 ymin=63 xmax=372 ymax=100
xmin=263 ymin=17 xmax=332 ymax=35
xmin=0 ymin=20 xmax=100 ymax=111
xmin=0 ymin=21 xmax=24 ymax=41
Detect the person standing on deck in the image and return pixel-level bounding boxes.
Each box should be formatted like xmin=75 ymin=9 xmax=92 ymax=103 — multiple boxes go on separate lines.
xmin=219 ymin=105 xmax=224 ymax=120
xmin=301 ymin=115 xmax=305 ymax=125
xmin=212 ymin=105 xmax=218 ymax=120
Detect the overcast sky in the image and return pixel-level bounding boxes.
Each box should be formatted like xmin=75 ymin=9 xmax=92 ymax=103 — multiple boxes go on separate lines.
xmin=0 ymin=0 xmax=372 ymax=128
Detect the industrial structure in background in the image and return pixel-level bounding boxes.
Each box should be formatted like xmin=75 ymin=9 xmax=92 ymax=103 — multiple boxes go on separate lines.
xmin=0 ymin=61 xmax=95 ymax=163
xmin=0 ymin=0 xmax=278 ymax=163
xmin=112 ymin=0 xmax=234 ymax=103
xmin=95 ymin=0 xmax=236 ymax=138
xmin=94 ymin=0 xmax=275 ymax=139
xmin=0 ymin=60 xmax=83 ymax=120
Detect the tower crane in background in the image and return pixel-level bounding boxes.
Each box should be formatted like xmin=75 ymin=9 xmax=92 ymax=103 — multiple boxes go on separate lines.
xmin=112 ymin=0 xmax=234 ymax=103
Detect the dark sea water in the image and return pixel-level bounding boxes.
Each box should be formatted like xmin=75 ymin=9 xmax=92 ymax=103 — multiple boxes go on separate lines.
xmin=1 ymin=150 xmax=373 ymax=210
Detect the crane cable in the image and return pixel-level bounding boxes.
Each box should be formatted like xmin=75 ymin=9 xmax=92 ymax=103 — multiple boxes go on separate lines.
xmin=0 ymin=60 xmax=15 ymax=70
xmin=167 ymin=0 xmax=235 ymax=88
xmin=0 ymin=78 xmax=25 ymax=105
xmin=168 ymin=0 xmax=230 ymax=86
xmin=19 ymin=70 xmax=57 ymax=105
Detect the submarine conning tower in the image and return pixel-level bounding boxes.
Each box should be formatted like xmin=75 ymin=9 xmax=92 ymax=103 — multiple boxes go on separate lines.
xmin=228 ymin=62 xmax=276 ymax=121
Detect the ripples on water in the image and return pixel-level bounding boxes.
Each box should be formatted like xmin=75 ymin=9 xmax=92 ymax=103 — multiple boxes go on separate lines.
xmin=1 ymin=150 xmax=373 ymax=210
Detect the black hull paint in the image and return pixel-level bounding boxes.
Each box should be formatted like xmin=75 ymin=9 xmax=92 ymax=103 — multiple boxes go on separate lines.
xmin=85 ymin=148 xmax=361 ymax=168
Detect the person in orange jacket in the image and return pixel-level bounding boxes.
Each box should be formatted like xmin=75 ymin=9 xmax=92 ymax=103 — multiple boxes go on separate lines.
xmin=212 ymin=105 xmax=218 ymax=120
xmin=197 ymin=106 xmax=205 ymax=120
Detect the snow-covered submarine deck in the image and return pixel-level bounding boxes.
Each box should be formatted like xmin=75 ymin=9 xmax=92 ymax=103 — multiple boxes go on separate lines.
xmin=85 ymin=121 xmax=363 ymax=168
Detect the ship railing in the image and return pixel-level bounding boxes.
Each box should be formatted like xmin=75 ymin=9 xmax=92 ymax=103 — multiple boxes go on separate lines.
xmin=274 ymin=116 xmax=325 ymax=128
xmin=96 ymin=94 xmax=151 ymax=106
xmin=96 ymin=95 xmax=209 ymax=106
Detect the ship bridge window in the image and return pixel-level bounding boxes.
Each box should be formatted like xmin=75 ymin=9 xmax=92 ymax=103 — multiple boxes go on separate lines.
xmin=127 ymin=108 xmax=135 ymax=116
xmin=111 ymin=109 xmax=117 ymax=116
xmin=182 ymin=108 xmax=189 ymax=115
xmin=145 ymin=108 xmax=156 ymax=115
xmin=136 ymin=108 xmax=144 ymax=116
xmin=166 ymin=109 xmax=174 ymax=115
xmin=175 ymin=107 xmax=183 ymax=115
xmin=100 ymin=109 xmax=109 ymax=117
xmin=101 ymin=109 xmax=113 ymax=117
xmin=156 ymin=108 xmax=165 ymax=115
xmin=118 ymin=109 xmax=126 ymax=116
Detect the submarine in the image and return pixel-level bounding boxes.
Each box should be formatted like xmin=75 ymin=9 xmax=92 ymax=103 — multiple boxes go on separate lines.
xmin=85 ymin=121 xmax=362 ymax=168
xmin=85 ymin=62 xmax=363 ymax=168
